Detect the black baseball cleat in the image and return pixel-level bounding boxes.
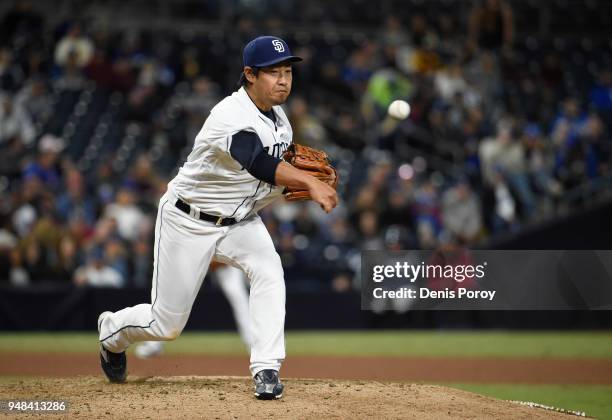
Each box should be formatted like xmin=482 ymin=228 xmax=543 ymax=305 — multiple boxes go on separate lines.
xmin=98 ymin=311 xmax=127 ymax=383
xmin=253 ymin=369 xmax=284 ymax=400
xmin=99 ymin=344 xmax=127 ymax=383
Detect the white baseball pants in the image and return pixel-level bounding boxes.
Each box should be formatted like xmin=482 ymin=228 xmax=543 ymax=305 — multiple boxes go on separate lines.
xmin=214 ymin=265 xmax=253 ymax=349
xmin=98 ymin=191 xmax=286 ymax=376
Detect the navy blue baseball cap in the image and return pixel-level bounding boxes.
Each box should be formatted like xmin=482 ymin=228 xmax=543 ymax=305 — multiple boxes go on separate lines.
xmin=239 ymin=36 xmax=302 ymax=85
xmin=243 ymin=35 xmax=302 ymax=68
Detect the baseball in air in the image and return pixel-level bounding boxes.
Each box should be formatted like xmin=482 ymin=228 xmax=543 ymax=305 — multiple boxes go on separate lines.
xmin=388 ymin=99 xmax=411 ymax=120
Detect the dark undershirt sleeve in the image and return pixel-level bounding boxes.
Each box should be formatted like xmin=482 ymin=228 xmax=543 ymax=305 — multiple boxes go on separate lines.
xmin=229 ymin=130 xmax=282 ymax=185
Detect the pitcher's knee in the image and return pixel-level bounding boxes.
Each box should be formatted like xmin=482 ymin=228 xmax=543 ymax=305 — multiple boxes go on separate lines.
xmin=157 ymin=324 xmax=182 ymax=341
xmin=151 ymin=306 xmax=188 ymax=341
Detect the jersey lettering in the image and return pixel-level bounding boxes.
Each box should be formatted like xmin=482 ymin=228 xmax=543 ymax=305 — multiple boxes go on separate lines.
xmin=271 ymin=142 xmax=289 ymax=158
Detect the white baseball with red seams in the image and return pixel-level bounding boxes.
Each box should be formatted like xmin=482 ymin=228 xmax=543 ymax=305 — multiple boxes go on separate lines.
xmin=98 ymin=86 xmax=292 ymax=377
xmin=388 ymin=99 xmax=411 ymax=120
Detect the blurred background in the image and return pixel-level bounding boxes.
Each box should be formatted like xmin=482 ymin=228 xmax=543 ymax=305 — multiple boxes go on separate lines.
xmin=0 ymin=0 xmax=611 ymax=329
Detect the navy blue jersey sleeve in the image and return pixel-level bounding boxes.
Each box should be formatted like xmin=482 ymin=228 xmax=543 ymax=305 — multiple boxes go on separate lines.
xmin=230 ymin=131 xmax=282 ymax=185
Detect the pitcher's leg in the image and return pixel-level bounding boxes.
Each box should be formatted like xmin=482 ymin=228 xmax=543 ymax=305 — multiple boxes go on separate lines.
xmin=216 ymin=216 xmax=285 ymax=376
xmin=99 ymin=198 xmax=218 ymax=352
xmin=215 ymin=265 xmax=252 ymax=349
xmin=247 ymin=255 xmax=285 ymax=376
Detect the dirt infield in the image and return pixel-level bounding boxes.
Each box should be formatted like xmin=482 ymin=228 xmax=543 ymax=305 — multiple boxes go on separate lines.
xmin=1 ymin=353 xmax=611 ymax=384
xmin=0 ymin=376 xmax=575 ymax=419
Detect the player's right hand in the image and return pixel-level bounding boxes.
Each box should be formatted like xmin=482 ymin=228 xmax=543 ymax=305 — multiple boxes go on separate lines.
xmin=309 ymin=179 xmax=338 ymax=213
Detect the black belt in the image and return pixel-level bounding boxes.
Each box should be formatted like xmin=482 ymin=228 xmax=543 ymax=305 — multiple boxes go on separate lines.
xmin=175 ymin=199 xmax=238 ymax=226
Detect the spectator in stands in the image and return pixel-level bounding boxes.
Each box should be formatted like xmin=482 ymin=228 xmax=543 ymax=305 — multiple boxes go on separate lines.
xmin=130 ymin=237 xmax=151 ymax=288
xmin=590 ymin=70 xmax=612 ymax=112
xmin=65 ymin=212 xmax=94 ymax=248
xmin=84 ymin=48 xmax=115 ymax=91
xmin=89 ymin=217 xmax=119 ymax=249
xmin=0 ymin=124 xmax=30 ymax=180
xmin=434 ymin=61 xmax=467 ymax=104
xmin=580 ymin=114 xmax=610 ymax=179
xmin=412 ymin=178 xmax=442 ymax=247
xmin=103 ymin=187 xmax=147 ymax=242
xmin=403 ymin=15 xmax=442 ymax=75
xmin=479 ymin=122 xmax=535 ymax=218
xmin=92 ymin=161 xmax=118 ymax=206
xmin=21 ymin=134 xmax=64 ymax=190
xmin=55 ymin=167 xmax=97 ymax=226
xmin=0 ymin=92 xmax=35 ymax=146
xmin=523 ymin=124 xmax=562 ymax=198
xmin=482 ymin=168 xmax=521 ymax=232
xmin=103 ymin=236 xmax=129 ymax=281
xmin=11 ymin=181 xmax=39 ymax=239
xmin=0 ymin=47 xmax=25 ymax=91
xmin=464 ymin=51 xmax=501 ymax=112
xmin=551 ymin=97 xmax=588 ymax=141
xmin=441 ymin=179 xmax=483 ymax=244
xmin=122 ymin=155 xmax=166 ymax=209
xmin=54 ymin=23 xmax=93 ymax=69
xmin=551 ymin=98 xmax=589 ymax=187
xmin=590 ymin=70 xmax=612 ymax=129
xmin=16 ymin=194 xmax=65 ymax=283
xmin=51 ymin=234 xmax=80 ymax=282
xmin=125 ymin=61 xmax=167 ymax=123
xmin=73 ymin=246 xmax=124 ymax=288
xmin=14 ymin=77 xmax=52 ymax=122
xmin=109 ymin=57 xmax=136 ymax=93
xmin=358 ymin=210 xmax=384 ymax=250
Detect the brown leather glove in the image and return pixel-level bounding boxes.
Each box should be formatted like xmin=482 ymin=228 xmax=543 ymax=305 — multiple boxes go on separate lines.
xmin=282 ymin=144 xmax=338 ymax=201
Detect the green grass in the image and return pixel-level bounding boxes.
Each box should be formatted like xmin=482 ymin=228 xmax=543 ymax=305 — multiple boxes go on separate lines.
xmin=0 ymin=330 xmax=611 ymax=358
xmin=446 ymin=383 xmax=612 ymax=420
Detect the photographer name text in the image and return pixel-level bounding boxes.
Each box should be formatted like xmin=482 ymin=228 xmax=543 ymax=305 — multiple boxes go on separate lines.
xmin=372 ymin=287 xmax=496 ymax=301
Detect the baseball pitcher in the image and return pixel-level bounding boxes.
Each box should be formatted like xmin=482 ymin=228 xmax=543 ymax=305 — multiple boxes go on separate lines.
xmin=97 ymin=35 xmax=338 ymax=400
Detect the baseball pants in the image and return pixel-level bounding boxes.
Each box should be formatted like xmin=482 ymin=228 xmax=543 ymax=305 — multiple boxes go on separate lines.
xmin=214 ymin=265 xmax=253 ymax=349
xmin=98 ymin=191 xmax=286 ymax=376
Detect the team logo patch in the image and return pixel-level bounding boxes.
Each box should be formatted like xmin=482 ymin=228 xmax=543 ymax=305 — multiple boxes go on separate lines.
xmin=272 ymin=39 xmax=285 ymax=53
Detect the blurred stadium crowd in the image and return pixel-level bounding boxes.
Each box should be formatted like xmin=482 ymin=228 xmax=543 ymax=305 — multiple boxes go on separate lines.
xmin=0 ymin=0 xmax=611 ymax=291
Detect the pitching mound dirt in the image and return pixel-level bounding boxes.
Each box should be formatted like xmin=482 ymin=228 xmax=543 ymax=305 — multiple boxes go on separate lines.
xmin=1 ymin=376 xmax=574 ymax=419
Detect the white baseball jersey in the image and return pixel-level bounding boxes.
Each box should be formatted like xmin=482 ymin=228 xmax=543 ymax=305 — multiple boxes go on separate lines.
xmin=168 ymin=86 xmax=293 ymax=221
